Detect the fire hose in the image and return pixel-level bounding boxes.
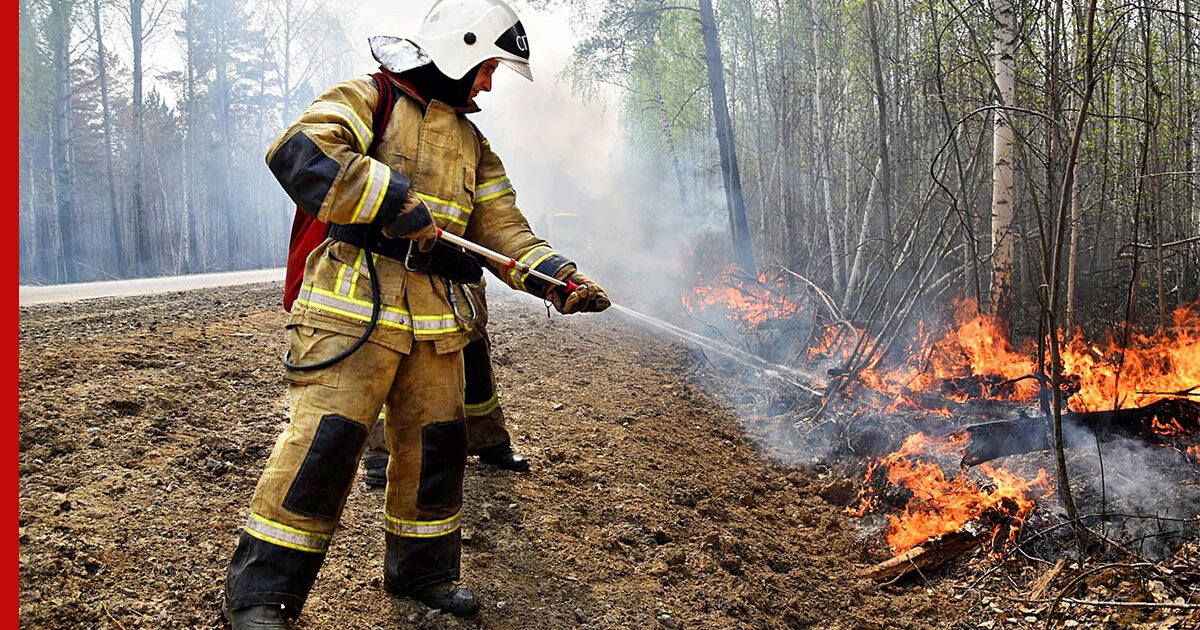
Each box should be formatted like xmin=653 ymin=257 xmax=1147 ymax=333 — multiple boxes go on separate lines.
xmin=435 ymin=229 xmax=582 ymax=293
xmin=284 ymin=230 xmax=823 ymax=397
xmin=283 ymin=229 xmax=580 ymax=371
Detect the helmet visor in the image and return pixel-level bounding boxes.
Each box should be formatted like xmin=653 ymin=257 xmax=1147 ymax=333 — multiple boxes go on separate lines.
xmin=499 ymin=58 xmax=533 ymax=81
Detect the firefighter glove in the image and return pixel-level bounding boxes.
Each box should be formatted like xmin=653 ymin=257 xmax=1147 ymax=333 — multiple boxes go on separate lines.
xmin=382 ymin=190 xmax=438 ymax=252
xmin=549 ymin=268 xmax=610 ymax=314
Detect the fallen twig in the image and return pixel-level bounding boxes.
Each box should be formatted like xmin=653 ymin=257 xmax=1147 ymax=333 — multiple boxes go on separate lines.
xmin=102 ymin=603 xmax=129 ymax=630
xmin=1044 ymin=562 xmax=1155 ymax=630
xmin=1060 ymin=597 xmax=1200 ymax=609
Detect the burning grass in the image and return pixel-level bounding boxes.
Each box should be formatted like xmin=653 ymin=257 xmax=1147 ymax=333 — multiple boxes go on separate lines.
xmin=684 ymin=269 xmax=1200 ymax=568
xmin=809 ymin=298 xmax=1200 ymax=414
xmin=682 ymin=265 xmax=804 ymax=327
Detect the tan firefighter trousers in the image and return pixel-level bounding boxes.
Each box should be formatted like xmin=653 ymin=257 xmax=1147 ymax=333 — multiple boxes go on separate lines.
xmin=224 ymin=326 xmax=467 ymax=616
xmin=363 ymin=281 xmax=509 ymax=462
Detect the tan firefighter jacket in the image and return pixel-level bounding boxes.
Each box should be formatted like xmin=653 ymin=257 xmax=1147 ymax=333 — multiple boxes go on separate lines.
xmin=267 ymin=75 xmax=573 ymax=355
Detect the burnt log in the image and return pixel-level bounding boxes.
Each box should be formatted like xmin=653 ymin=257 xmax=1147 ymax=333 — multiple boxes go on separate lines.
xmin=960 ymin=398 xmax=1200 ymax=466
xmin=939 ymin=374 xmax=1024 ymax=400
xmin=856 ymin=529 xmax=982 ymax=582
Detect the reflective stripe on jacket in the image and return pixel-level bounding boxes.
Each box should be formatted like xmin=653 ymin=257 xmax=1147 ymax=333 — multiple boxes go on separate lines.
xmin=267 ymin=75 xmax=574 ymax=354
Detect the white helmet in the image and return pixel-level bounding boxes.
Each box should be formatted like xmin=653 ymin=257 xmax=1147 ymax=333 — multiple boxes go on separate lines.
xmin=369 ymin=0 xmax=533 ymax=82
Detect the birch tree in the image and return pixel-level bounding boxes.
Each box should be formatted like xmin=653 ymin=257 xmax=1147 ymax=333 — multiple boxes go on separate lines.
xmin=989 ymin=0 xmax=1017 ymax=323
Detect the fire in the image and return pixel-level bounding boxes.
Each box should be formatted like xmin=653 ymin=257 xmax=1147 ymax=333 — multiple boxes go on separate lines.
xmin=1061 ymin=304 xmax=1200 ymax=411
xmin=682 ymin=266 xmax=802 ymax=327
xmin=810 ymin=299 xmax=1200 ymax=413
xmin=860 ymin=433 xmax=1051 ymax=554
xmin=853 ymin=300 xmax=1038 ymax=405
xmin=1152 ymin=414 xmax=1188 ymax=438
xmin=926 ymin=300 xmax=1039 ymax=401
xmin=808 ymin=323 xmax=857 ymax=362
xmin=680 ymin=271 xmax=1199 ymax=554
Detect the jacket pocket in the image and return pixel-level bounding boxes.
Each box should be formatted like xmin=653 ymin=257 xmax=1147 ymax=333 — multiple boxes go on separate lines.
xmin=326 ymin=240 xmax=407 ymax=302
xmin=462 ymin=167 xmax=476 ymax=207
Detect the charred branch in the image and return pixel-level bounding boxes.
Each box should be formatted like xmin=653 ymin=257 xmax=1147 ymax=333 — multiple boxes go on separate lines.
xmin=960 ymin=398 xmax=1200 ymax=466
xmin=857 ymin=529 xmax=982 ymax=582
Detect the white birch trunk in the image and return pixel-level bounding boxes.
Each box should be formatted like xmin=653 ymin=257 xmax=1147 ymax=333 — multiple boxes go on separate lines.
xmin=990 ymin=0 xmax=1017 ymax=321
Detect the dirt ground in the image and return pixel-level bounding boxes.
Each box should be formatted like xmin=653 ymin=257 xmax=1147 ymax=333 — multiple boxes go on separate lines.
xmin=19 ymin=283 xmax=962 ymax=630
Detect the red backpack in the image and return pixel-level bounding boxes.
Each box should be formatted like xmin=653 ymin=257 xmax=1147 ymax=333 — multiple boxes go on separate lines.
xmin=283 ymin=72 xmax=398 ymax=311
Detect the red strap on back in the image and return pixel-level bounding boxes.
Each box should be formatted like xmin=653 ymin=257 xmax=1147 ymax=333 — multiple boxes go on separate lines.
xmin=282 ymin=72 xmax=397 ymax=311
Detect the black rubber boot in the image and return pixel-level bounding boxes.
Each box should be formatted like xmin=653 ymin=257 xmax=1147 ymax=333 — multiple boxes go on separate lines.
xmin=361 ymin=455 xmax=387 ymax=489
xmin=414 ymin=582 xmax=481 ymax=619
xmin=474 ymin=444 xmax=530 ymax=473
xmin=223 ymin=604 xmax=290 ymax=630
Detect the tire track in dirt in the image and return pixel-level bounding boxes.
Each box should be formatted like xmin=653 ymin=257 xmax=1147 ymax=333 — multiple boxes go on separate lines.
xmin=18 ymin=283 xmax=959 ymax=629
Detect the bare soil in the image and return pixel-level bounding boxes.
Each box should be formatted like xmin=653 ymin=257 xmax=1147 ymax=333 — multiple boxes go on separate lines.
xmin=19 ymin=283 xmax=960 ymax=629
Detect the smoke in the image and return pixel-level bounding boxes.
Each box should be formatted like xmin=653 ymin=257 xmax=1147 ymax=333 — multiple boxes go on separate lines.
xmin=1056 ymin=418 xmax=1200 ymax=558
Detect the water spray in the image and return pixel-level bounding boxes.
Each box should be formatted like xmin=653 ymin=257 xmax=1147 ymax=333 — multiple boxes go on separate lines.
xmin=439 ymin=230 xmax=826 ymax=397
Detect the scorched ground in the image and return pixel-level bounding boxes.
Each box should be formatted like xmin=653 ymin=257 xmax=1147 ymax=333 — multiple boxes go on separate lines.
xmin=18 ymin=283 xmax=956 ymax=630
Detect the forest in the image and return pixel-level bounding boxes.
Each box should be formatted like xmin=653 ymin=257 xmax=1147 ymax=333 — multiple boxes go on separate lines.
xmin=565 ymin=0 xmax=1197 ymax=336
xmin=17 ymin=0 xmax=1200 ymax=625
xmin=19 ymin=0 xmax=357 ymax=283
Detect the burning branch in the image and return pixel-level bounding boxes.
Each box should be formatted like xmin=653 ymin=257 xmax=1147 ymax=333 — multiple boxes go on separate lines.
xmin=857 ymin=528 xmax=983 ymax=582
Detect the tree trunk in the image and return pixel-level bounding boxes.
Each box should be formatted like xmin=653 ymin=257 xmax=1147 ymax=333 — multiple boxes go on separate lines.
xmin=215 ymin=23 xmax=237 ymax=264
xmin=1066 ymin=141 xmax=1080 ymax=331
xmin=989 ymin=0 xmax=1017 ymax=323
xmin=812 ymin=0 xmax=842 ymax=293
xmin=48 ymin=0 xmax=76 ymax=283
xmin=93 ymin=0 xmax=122 ymax=275
xmin=1045 ymin=0 xmax=1100 ymax=546
xmin=771 ymin=0 xmax=790 ymax=262
xmin=741 ymin=0 xmax=770 ymax=241
xmin=698 ymin=0 xmax=754 ymax=271
xmin=843 ymin=158 xmax=884 ymax=312
xmin=130 ymin=0 xmax=151 ymax=276
xmin=282 ymin=0 xmax=293 ymax=121
xmin=864 ymin=0 xmax=893 ymax=236
xmin=1187 ymin=0 xmax=1198 ymax=302
xmin=181 ymin=0 xmax=196 ymax=271
xmin=647 ymin=42 xmax=689 ymax=216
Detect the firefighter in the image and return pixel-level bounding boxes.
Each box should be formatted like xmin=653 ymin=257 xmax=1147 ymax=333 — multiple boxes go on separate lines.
xmin=222 ymin=0 xmax=609 ymax=626
xmin=361 ymin=278 xmax=528 ymax=489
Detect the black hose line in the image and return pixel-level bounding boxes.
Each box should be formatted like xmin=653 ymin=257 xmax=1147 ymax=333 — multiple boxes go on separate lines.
xmin=282 ymin=245 xmax=382 ymax=372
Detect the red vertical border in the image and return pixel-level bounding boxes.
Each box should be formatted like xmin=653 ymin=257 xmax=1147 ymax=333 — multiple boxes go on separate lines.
xmin=12 ymin=0 xmax=22 ymax=622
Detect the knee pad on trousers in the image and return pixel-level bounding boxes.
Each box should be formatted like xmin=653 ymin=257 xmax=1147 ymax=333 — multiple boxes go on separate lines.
xmin=283 ymin=414 xmax=367 ymax=519
xmin=417 ymin=418 xmax=467 ymax=512
xmin=462 ymin=340 xmax=494 ymax=409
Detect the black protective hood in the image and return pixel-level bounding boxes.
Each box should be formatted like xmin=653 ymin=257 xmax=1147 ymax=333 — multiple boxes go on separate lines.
xmin=401 ymin=61 xmax=483 ymax=109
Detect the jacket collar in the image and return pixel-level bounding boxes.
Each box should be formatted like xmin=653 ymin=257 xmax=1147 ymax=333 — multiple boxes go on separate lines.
xmin=380 ymin=68 xmax=481 ymax=115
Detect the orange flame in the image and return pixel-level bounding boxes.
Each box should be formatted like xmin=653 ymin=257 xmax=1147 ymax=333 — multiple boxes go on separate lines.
xmin=860 ymin=433 xmax=1052 ymax=553
xmin=927 ymin=300 xmax=1039 ymax=400
xmin=1061 ymin=304 xmax=1200 ymax=411
xmin=682 ymin=266 xmax=802 ymax=327
xmin=810 ymin=299 xmax=1200 ymax=413
xmin=682 ymin=271 xmax=1199 ymax=551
